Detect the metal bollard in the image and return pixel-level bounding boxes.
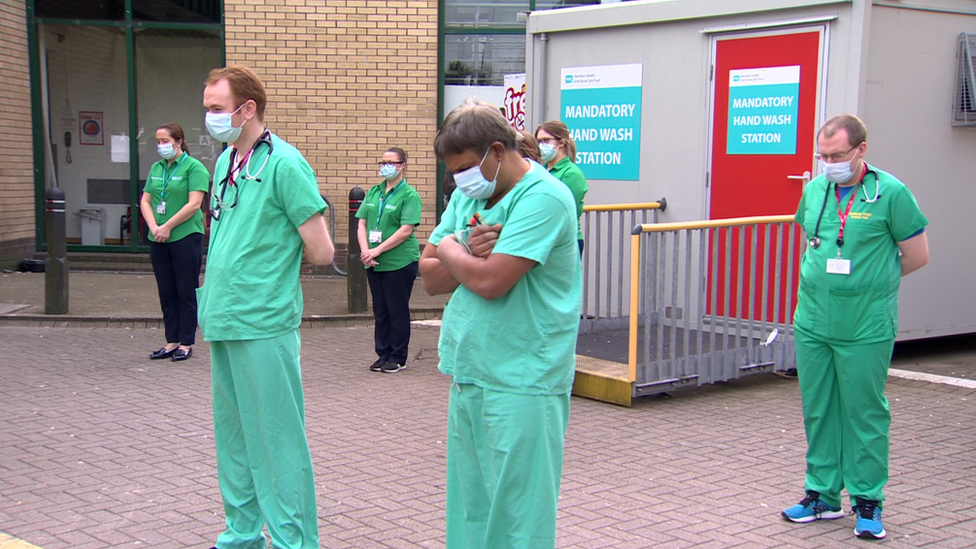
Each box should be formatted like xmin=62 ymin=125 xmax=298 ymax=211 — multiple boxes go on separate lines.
xmin=44 ymin=186 xmax=69 ymax=314
xmin=347 ymin=187 xmax=368 ymax=313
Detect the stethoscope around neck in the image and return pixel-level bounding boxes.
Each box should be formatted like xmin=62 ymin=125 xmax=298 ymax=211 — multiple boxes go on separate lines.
xmin=234 ymin=129 xmax=273 ymax=183
xmin=211 ymin=129 xmax=273 ymax=222
xmin=808 ymin=167 xmax=881 ymax=249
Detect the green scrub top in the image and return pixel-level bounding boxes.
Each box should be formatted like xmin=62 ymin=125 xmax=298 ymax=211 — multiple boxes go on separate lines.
xmin=355 ymin=179 xmax=422 ymax=272
xmin=429 ymin=161 xmax=582 ymax=395
xmin=548 ymin=156 xmax=587 ymax=241
xmin=197 ymin=134 xmax=327 ymax=341
xmin=793 ymin=164 xmax=928 ymax=343
xmin=143 ymin=153 xmax=210 ymax=242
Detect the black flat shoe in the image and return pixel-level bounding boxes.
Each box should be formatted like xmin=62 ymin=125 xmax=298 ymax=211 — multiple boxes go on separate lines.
xmin=150 ymin=347 xmax=178 ymax=360
xmin=172 ymin=348 xmax=193 ymax=361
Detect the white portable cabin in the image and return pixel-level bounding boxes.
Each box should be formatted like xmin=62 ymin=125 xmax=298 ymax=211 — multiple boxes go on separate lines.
xmin=526 ymin=0 xmax=976 ymax=340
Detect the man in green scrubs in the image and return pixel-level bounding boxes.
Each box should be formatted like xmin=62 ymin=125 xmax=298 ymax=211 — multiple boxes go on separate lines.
xmin=420 ymin=98 xmax=582 ymax=549
xmin=783 ymin=114 xmax=929 ymax=540
xmin=199 ymin=65 xmax=335 ymax=549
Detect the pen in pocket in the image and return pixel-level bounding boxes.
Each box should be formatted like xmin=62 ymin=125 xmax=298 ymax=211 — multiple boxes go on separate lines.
xmin=468 ymin=212 xmax=486 ymax=228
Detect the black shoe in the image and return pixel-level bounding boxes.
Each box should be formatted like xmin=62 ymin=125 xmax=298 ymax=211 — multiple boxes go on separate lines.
xmin=172 ymin=348 xmax=193 ymax=361
xmin=381 ymin=361 xmax=405 ymax=374
xmin=150 ymin=346 xmax=178 ymax=360
xmin=369 ymin=358 xmax=387 ymax=372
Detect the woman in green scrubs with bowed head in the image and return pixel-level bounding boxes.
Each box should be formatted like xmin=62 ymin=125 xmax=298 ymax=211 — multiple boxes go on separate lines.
xmin=356 ymin=147 xmax=422 ymax=374
xmin=140 ymin=122 xmax=210 ymax=362
xmin=421 ymin=98 xmax=582 ymax=549
xmin=536 ymin=120 xmax=587 ymax=254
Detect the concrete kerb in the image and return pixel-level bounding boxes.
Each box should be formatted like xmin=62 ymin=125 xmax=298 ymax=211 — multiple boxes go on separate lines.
xmin=0 ymin=308 xmax=444 ymax=329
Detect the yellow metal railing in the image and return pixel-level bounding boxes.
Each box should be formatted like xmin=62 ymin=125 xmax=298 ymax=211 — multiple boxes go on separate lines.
xmin=584 ymin=201 xmax=665 ymax=213
xmin=626 ymin=215 xmax=796 ymax=382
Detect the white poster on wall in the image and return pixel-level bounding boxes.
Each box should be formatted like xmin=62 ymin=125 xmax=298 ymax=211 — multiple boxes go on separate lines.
xmin=111 ymin=135 xmax=129 ymax=163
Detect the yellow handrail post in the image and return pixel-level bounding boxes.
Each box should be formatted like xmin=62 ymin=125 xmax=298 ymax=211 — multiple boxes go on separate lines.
xmin=628 ymin=233 xmax=640 ymax=383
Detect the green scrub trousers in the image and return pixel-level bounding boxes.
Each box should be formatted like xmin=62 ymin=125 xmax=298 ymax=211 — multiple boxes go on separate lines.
xmin=210 ymin=330 xmax=319 ymax=549
xmin=446 ymin=383 xmax=570 ymax=549
xmin=795 ymin=327 xmax=893 ymax=509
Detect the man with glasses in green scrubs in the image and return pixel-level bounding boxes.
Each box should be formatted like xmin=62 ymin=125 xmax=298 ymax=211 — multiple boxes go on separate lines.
xmin=420 ymin=98 xmax=582 ymax=549
xmin=198 ymin=64 xmax=334 ymax=549
xmin=783 ymin=114 xmax=929 ymax=540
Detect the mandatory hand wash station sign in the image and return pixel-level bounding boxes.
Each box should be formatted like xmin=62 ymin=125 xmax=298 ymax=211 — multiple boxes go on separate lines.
xmin=727 ymin=65 xmax=800 ymax=155
xmin=561 ymin=63 xmax=642 ymax=180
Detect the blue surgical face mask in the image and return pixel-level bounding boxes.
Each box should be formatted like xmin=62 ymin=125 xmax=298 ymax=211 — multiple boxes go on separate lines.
xmin=205 ymin=103 xmax=247 ymax=143
xmin=539 ymin=142 xmax=557 ymax=163
xmin=379 ymin=164 xmax=400 ymax=181
xmin=453 ymin=147 xmax=500 ymax=200
xmin=157 ymin=142 xmax=177 ymax=160
xmin=820 ymin=158 xmax=855 ymax=184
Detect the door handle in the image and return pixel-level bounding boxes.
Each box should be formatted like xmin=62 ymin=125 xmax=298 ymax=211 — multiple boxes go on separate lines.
xmin=787 ymin=171 xmax=811 ymax=185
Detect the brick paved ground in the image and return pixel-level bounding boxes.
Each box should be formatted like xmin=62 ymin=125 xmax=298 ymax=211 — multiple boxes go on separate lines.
xmin=2 ymin=324 xmax=975 ymax=548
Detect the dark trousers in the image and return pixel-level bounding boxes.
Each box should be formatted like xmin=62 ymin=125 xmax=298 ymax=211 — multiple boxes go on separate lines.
xmin=366 ymin=261 xmax=418 ymax=366
xmin=149 ymin=232 xmax=202 ymax=346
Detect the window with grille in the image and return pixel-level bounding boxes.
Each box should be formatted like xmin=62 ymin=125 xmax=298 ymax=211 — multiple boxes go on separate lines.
xmin=953 ymin=33 xmax=976 ymax=126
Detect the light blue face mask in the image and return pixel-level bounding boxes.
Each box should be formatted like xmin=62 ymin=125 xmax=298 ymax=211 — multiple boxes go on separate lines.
xmin=454 ymin=147 xmax=500 ymax=200
xmin=205 ymin=103 xmax=246 ymax=143
xmin=379 ymin=164 xmax=400 ymax=180
xmin=157 ymin=142 xmax=177 ymax=160
xmin=539 ymin=142 xmax=557 ymax=163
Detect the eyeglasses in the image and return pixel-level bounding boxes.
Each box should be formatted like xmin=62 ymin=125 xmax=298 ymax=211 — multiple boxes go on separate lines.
xmin=815 ymin=145 xmax=859 ymax=163
xmin=377 ymin=161 xmax=404 ymax=167
xmin=537 ymin=137 xmax=559 ymax=145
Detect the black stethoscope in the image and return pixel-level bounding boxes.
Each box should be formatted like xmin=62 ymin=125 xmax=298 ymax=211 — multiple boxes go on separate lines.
xmin=808 ymin=165 xmax=881 ymax=249
xmin=212 ymin=129 xmax=273 ymax=221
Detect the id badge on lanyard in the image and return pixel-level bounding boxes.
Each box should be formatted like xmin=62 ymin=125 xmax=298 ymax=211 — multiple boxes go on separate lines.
xmin=827 ymin=185 xmax=857 ymax=276
xmin=370 ymin=182 xmax=402 ymax=245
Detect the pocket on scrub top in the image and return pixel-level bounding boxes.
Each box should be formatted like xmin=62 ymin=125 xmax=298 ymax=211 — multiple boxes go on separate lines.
xmin=825 ymin=287 xmax=887 ymax=342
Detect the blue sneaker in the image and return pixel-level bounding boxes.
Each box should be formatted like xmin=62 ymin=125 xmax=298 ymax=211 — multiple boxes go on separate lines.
xmin=853 ymin=497 xmax=886 ymax=539
xmin=782 ymin=491 xmax=844 ymax=523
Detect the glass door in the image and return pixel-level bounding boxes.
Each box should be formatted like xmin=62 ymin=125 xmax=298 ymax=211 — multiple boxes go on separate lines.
xmin=135 ymin=29 xmax=223 ymax=248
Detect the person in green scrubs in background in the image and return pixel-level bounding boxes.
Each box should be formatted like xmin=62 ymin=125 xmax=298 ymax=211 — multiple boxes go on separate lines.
xmin=420 ymin=98 xmax=582 ymax=549
xmin=198 ymin=65 xmax=335 ymax=549
xmin=783 ymin=114 xmax=929 ymax=541
xmin=141 ymin=122 xmax=210 ymax=362
xmin=536 ymin=120 xmax=587 ymax=255
xmin=356 ymin=147 xmax=422 ymax=374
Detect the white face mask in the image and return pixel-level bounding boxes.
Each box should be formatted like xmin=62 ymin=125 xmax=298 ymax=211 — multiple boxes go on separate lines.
xmin=453 ymin=147 xmax=500 ymax=200
xmin=157 ymin=142 xmax=177 ymax=160
xmin=820 ymin=158 xmax=855 ymax=184
xmin=205 ymin=103 xmax=247 ymax=143
xmin=539 ymin=143 xmax=557 ymax=163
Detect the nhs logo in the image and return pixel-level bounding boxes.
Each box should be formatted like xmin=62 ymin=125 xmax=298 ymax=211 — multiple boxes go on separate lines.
xmin=565 ymin=74 xmax=574 ymax=84
xmin=733 ymin=75 xmax=741 ymax=83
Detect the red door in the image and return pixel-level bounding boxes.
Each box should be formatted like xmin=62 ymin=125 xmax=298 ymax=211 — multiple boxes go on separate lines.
xmin=708 ymin=28 xmax=824 ymax=323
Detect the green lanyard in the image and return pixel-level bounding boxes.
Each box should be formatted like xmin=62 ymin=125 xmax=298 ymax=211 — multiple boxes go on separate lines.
xmin=160 ymin=154 xmax=186 ymax=201
xmin=375 ymin=180 xmax=403 ymax=229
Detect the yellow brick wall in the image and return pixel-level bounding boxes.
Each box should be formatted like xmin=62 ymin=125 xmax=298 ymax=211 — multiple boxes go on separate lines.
xmin=224 ymin=0 xmax=439 ymax=246
xmin=0 ymin=0 xmax=37 ymax=256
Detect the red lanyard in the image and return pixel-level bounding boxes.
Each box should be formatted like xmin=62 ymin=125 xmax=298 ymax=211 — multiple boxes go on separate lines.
xmin=834 ymin=184 xmax=858 ymax=247
xmin=228 ymin=148 xmax=253 ymax=187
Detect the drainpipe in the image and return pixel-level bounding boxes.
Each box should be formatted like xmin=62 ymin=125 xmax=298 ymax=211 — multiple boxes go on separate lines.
xmin=537 ymin=32 xmax=549 ymax=129
xmin=38 ymin=30 xmax=57 ymax=188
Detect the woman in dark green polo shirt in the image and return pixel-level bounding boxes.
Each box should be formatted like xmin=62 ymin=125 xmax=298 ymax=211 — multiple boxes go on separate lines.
xmin=356 ymin=147 xmax=422 ymax=374
xmin=536 ymin=120 xmax=588 ymax=255
xmin=140 ymin=122 xmax=210 ymax=362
